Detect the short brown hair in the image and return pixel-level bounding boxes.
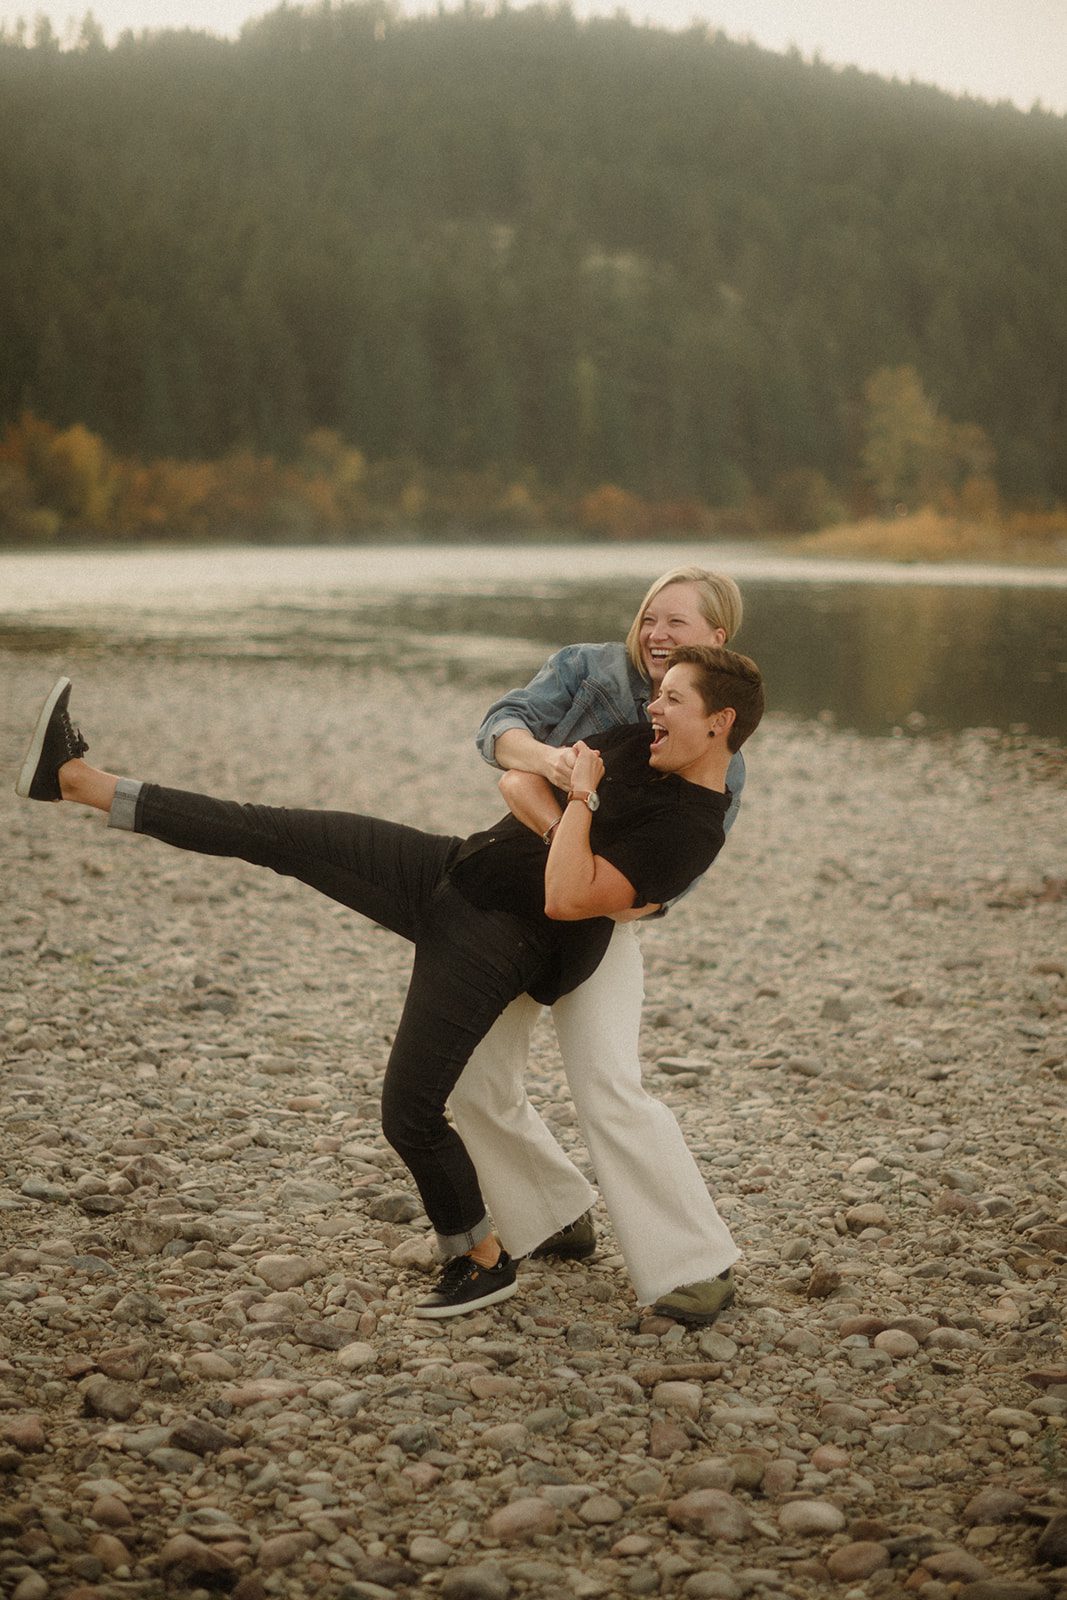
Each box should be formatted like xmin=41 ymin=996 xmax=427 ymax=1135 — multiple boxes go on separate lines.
xmin=625 ymin=567 xmax=743 ymax=678
xmin=666 ymin=645 xmax=764 ymax=752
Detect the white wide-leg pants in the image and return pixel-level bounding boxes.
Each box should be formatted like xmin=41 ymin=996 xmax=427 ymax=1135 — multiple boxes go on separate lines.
xmin=448 ymin=923 xmax=739 ymax=1305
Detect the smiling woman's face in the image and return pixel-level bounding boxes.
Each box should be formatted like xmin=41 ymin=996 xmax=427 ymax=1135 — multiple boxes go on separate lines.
xmin=646 ymin=663 xmax=721 ymax=774
xmin=637 ymin=583 xmax=725 ymax=687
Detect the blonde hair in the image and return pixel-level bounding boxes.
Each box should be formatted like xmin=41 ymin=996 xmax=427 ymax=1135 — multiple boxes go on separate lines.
xmin=625 ymin=567 xmax=743 ymax=678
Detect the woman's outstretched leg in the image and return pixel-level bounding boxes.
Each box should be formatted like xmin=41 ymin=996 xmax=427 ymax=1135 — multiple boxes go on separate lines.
xmin=17 ymin=677 xmax=457 ymax=941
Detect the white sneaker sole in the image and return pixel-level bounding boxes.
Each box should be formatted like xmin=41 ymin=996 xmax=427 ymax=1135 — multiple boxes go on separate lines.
xmin=15 ymin=676 xmax=72 ymax=799
xmin=411 ymin=1277 xmax=518 ymax=1319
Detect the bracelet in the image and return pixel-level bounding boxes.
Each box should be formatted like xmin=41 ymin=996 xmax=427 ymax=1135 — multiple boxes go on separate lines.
xmin=542 ymin=819 xmax=561 ymax=846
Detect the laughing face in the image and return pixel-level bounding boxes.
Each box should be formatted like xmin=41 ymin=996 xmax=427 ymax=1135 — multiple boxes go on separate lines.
xmin=637 ymin=582 xmax=726 ymax=688
xmin=647 ymin=663 xmax=724 ymax=778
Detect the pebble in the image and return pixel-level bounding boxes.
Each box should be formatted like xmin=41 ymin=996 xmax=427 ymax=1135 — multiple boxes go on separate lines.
xmin=873 ymin=1327 xmax=919 ymax=1358
xmin=257 ymin=1531 xmax=316 ymax=1569
xmin=409 ymin=1534 xmax=453 ymax=1565
xmin=1 ymin=656 xmax=1064 ymax=1600
xmin=440 ymin=1564 xmax=512 ymax=1600
xmin=962 ymin=1488 xmax=1027 ymax=1524
xmin=2 ymin=1413 xmax=46 ymax=1452
xmin=253 ymin=1253 xmax=324 ymax=1290
xmin=484 ymin=1499 xmax=559 ymax=1542
xmin=337 ymin=1340 xmax=377 ymax=1370
xmin=826 ymin=1541 xmax=890 ymax=1579
xmin=1035 ymin=1513 xmax=1067 ymax=1565
xmin=777 ymin=1498 xmax=847 ymax=1535
xmin=667 ymin=1490 xmax=751 ymax=1540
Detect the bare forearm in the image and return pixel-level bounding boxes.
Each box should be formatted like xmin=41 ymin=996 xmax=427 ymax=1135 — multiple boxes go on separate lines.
xmin=494 ymin=728 xmax=577 ymax=788
xmin=543 ymin=803 xmax=598 ymax=915
xmin=499 ymin=770 xmax=563 ymax=837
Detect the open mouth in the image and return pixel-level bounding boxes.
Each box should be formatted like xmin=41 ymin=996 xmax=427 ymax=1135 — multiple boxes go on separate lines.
xmin=650 ymin=721 xmax=668 ymax=753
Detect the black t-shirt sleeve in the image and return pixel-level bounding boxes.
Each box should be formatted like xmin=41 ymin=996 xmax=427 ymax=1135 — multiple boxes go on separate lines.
xmin=596 ymin=813 xmax=723 ymax=907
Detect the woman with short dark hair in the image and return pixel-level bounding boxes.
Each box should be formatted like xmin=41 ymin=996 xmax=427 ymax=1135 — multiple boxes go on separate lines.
xmin=16 ymin=645 xmax=762 ymax=1319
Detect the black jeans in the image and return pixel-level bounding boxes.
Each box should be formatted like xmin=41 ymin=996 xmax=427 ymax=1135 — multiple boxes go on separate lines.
xmin=132 ymin=784 xmax=555 ymax=1253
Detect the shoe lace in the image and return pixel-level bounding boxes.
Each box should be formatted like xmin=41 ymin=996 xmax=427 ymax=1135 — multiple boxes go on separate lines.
xmin=58 ymin=708 xmax=88 ymax=760
xmin=435 ymin=1254 xmax=477 ymax=1292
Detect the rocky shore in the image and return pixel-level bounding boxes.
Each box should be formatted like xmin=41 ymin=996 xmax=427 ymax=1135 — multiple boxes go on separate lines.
xmin=1 ymin=651 xmax=1065 ymax=1600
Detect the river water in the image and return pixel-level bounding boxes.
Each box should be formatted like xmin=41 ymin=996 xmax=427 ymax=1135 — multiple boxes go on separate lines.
xmin=1 ymin=541 xmax=1064 ymax=738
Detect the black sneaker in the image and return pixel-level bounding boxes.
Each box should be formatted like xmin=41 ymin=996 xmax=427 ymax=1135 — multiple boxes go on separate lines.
xmin=15 ymin=678 xmax=89 ymax=802
xmin=412 ymin=1250 xmax=518 ymax=1319
xmin=530 ymin=1209 xmax=596 ymax=1261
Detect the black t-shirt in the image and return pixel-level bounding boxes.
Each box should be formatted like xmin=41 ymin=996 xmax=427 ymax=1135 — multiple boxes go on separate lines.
xmin=451 ymin=724 xmax=729 ymax=1003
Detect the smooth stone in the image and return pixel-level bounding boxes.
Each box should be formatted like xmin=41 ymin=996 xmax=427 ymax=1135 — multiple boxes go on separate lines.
xmin=12 ymin=1577 xmax=50 ymax=1600
xmin=845 ymin=1203 xmax=889 ymax=1231
xmin=649 ymin=1420 xmax=691 ymax=1458
xmin=220 ymin=1380 xmax=307 ymax=1406
xmin=87 ymin=1532 xmax=131 ymax=1571
xmin=440 ymin=1563 xmax=512 ymax=1600
xmin=762 ymin=1460 xmax=798 ymax=1497
xmin=653 ymin=1381 xmax=703 ymax=1416
xmin=185 ymin=1352 xmax=238 ymax=1379
xmin=1 ymin=1414 xmax=46 ymax=1452
xmin=157 ymin=1533 xmax=237 ymax=1579
xmin=337 ymin=1341 xmax=377 ymax=1370
xmin=923 ymin=1548 xmax=991 ymax=1581
xmin=168 ymin=1416 xmax=242 ymax=1455
xmin=667 ymin=1489 xmax=751 ymax=1541
xmin=408 ymin=1535 xmax=452 ymax=1565
xmin=257 ymin=1531 xmax=316 ymax=1570
xmin=90 ymin=1495 xmax=134 ymax=1527
xmin=1034 ymin=1513 xmax=1067 ymax=1565
xmin=826 ymin=1541 xmax=890 ymax=1579
xmin=252 ymin=1254 xmax=323 ymax=1290
xmin=777 ymin=1499 xmax=847 ymax=1535
xmin=683 ymin=1573 xmax=742 ymax=1599
xmin=612 ymin=1536 xmax=655 ymax=1557
xmin=962 ymin=1488 xmax=1027 ymax=1524
xmin=578 ymin=1494 xmax=624 ymax=1525
xmin=697 ymin=1330 xmax=738 ymax=1361
xmin=676 ymin=1458 xmax=736 ymax=1492
xmin=480 ymin=1423 xmax=528 ymax=1454
xmin=484 ymin=1498 xmax=558 ymax=1542
xmin=873 ymin=1328 xmax=919 ymax=1358
xmin=80 ymin=1376 xmax=141 ymax=1421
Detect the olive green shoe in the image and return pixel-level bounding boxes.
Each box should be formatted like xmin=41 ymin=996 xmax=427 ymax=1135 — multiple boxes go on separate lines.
xmin=530 ymin=1209 xmax=597 ymax=1261
xmin=652 ymin=1267 xmax=736 ymax=1325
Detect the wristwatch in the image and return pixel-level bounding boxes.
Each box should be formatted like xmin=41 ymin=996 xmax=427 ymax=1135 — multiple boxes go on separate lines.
xmin=568 ymin=788 xmax=600 ymax=813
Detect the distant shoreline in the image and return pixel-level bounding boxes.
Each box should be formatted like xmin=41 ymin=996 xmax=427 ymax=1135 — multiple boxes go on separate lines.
xmin=2 ymin=535 xmax=1066 ymax=592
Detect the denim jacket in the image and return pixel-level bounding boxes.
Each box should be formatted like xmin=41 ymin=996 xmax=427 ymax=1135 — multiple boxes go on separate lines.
xmin=476 ymin=640 xmax=745 ymax=911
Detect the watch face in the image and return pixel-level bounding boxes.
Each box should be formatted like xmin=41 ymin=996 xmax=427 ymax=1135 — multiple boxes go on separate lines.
xmin=587 ymin=790 xmax=600 ymax=812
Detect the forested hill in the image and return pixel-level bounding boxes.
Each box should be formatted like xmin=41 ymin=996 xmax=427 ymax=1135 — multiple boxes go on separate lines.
xmin=2 ymin=1 xmax=1065 ymax=510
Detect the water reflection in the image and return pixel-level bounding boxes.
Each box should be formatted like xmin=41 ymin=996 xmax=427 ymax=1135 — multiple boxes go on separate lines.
xmin=739 ymin=583 xmax=1065 ymax=736
xmin=0 ymin=546 xmax=1063 ymax=739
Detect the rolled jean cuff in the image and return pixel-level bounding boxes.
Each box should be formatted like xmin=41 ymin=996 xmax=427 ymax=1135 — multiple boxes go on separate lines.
xmin=107 ymin=777 xmax=145 ymax=833
xmin=435 ymin=1213 xmax=493 ymax=1261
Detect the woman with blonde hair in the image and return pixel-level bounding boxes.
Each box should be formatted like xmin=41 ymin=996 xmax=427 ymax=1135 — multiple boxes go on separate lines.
xmin=451 ymin=565 xmax=750 ymax=1324
xmin=16 ymin=642 xmax=763 ymax=1320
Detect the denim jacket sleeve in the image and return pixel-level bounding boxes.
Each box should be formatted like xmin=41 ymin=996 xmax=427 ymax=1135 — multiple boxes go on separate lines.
xmin=476 ymin=642 xmax=645 ymax=767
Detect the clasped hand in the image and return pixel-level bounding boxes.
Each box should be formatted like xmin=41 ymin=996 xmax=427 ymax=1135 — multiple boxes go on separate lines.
xmin=569 ymin=740 xmax=604 ymax=795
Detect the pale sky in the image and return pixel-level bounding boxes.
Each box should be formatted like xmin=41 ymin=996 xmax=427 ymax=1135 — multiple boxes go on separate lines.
xmin=3 ymin=0 xmax=1066 ymax=116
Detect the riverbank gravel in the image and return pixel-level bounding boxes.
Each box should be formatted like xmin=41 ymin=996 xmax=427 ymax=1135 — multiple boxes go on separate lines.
xmin=1 ymin=651 xmax=1064 ymax=1600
